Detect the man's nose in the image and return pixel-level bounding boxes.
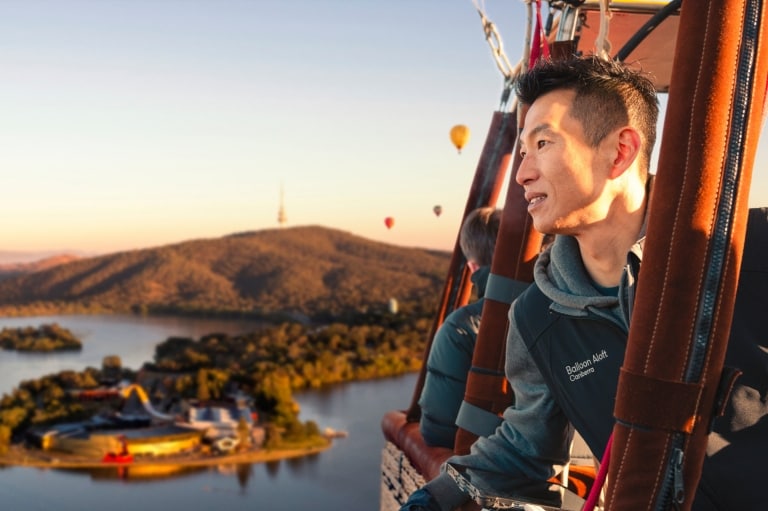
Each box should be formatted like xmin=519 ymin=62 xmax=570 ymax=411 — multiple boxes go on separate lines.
xmin=515 ymin=156 xmax=535 ymax=186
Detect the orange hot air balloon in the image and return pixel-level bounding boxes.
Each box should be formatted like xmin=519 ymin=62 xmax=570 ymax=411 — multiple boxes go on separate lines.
xmin=384 ymin=217 xmax=395 ymax=229
xmin=433 ymin=205 xmax=442 ymax=217
xmin=449 ymin=124 xmax=470 ymax=153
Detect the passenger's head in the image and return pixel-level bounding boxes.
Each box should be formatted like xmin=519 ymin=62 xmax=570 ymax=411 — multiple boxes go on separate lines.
xmin=459 ymin=207 xmax=502 ymax=268
xmin=515 ymin=55 xmax=659 ymax=177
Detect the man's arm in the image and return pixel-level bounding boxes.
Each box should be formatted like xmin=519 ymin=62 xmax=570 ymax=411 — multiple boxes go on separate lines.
xmin=419 ymin=307 xmax=478 ymax=447
xmin=403 ymin=314 xmax=573 ymax=511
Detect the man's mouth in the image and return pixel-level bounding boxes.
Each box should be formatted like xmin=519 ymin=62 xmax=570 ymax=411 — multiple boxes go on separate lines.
xmin=526 ymin=193 xmax=547 ymax=207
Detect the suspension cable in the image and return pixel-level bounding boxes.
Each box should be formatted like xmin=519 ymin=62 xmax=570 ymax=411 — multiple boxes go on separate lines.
xmin=472 ymin=0 xmax=516 ymax=80
xmin=471 ymin=0 xmax=526 ymax=111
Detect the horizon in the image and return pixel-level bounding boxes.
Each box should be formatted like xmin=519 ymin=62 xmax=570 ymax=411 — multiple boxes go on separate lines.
xmin=2 ymin=1 xmax=767 ymax=256
xmin=0 ymin=222 xmax=455 ymax=265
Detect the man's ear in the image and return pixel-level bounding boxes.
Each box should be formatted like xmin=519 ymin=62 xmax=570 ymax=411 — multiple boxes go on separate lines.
xmin=610 ymin=127 xmax=642 ymax=178
xmin=466 ymin=260 xmax=480 ymax=273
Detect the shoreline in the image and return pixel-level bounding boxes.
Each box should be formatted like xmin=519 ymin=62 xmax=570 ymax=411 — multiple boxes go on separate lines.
xmin=0 ymin=442 xmax=332 ymax=470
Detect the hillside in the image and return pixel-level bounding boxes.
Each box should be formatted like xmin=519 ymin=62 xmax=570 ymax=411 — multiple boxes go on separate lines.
xmin=0 ymin=226 xmax=451 ymax=319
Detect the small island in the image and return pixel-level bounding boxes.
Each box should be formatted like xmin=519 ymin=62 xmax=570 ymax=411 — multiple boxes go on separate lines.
xmin=0 ymin=323 xmax=82 ymax=352
xmin=0 ymin=356 xmax=332 ymax=469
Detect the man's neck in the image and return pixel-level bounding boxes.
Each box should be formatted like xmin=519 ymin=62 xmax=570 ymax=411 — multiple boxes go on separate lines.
xmin=575 ymin=208 xmax=645 ymax=288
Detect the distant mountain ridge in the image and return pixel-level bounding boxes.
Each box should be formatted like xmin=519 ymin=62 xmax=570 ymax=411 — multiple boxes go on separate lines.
xmin=0 ymin=254 xmax=82 ymax=281
xmin=0 ymin=250 xmax=88 ymax=264
xmin=0 ymin=226 xmax=451 ymax=319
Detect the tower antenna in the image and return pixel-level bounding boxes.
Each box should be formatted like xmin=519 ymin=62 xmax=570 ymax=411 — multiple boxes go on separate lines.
xmin=277 ymin=183 xmax=287 ymax=227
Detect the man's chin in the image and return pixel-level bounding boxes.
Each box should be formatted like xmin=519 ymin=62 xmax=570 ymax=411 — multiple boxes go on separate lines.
xmin=531 ymin=218 xmax=551 ymax=233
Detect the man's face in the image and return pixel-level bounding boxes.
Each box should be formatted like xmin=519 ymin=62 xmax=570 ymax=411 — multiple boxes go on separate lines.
xmin=516 ymin=89 xmax=615 ymax=235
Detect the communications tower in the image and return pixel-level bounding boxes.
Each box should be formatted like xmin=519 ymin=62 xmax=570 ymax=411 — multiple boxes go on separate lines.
xmin=277 ymin=184 xmax=287 ymax=227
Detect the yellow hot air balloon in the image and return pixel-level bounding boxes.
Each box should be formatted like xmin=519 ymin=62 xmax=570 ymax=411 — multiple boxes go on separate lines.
xmin=450 ymin=124 xmax=470 ymax=153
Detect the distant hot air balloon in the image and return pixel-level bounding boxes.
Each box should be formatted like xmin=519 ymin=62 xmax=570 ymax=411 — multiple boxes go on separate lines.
xmin=433 ymin=205 xmax=442 ymax=217
xmin=384 ymin=216 xmax=395 ymax=229
xmin=450 ymin=124 xmax=470 ymax=153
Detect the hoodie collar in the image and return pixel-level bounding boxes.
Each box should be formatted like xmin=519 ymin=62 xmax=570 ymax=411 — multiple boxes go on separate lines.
xmin=534 ymin=236 xmax=622 ymax=320
xmin=471 ymin=265 xmax=491 ymax=299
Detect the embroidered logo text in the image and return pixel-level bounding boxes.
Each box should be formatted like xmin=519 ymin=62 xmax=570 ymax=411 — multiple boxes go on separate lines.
xmin=565 ymin=349 xmax=608 ymax=382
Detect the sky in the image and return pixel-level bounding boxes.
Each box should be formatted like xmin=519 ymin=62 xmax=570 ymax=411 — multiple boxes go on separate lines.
xmin=1 ymin=0 xmax=767 ymax=259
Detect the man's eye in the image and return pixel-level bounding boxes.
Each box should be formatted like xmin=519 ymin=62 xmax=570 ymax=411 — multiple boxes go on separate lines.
xmin=537 ymin=140 xmax=548 ymax=149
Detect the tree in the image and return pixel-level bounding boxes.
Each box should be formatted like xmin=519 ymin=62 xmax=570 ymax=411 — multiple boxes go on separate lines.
xmin=263 ymin=423 xmax=282 ymax=450
xmin=196 ymin=369 xmax=210 ymax=401
xmin=0 ymin=425 xmax=11 ymax=455
xmin=236 ymin=416 xmax=251 ymax=449
xmin=254 ymin=373 xmax=296 ymax=427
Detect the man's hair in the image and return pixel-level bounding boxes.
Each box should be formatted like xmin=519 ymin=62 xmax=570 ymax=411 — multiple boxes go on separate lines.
xmin=515 ymin=55 xmax=659 ymax=174
xmin=459 ymin=207 xmax=502 ymax=266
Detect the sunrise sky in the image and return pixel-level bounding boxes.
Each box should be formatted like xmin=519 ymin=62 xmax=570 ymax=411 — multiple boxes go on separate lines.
xmin=2 ymin=0 xmax=766 ymax=259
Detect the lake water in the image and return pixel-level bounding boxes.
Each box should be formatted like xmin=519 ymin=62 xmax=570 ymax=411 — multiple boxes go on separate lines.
xmin=0 ymin=315 xmax=418 ymax=510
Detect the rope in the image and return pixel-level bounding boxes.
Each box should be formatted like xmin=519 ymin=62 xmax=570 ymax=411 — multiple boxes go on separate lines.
xmin=523 ymin=0 xmax=534 ymax=70
xmin=583 ymin=433 xmax=613 ymax=511
xmin=595 ymin=0 xmax=613 ymax=59
xmin=529 ymin=0 xmax=551 ymax=69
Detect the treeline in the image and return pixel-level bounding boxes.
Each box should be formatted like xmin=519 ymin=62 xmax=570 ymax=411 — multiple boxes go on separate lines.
xmin=147 ymin=312 xmax=432 ymax=391
xmin=0 ymin=323 xmax=82 ymax=352
xmin=141 ymin=312 xmax=431 ymax=423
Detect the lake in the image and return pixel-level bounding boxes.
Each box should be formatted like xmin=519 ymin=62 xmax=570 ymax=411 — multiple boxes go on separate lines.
xmin=0 ymin=314 xmax=418 ymax=510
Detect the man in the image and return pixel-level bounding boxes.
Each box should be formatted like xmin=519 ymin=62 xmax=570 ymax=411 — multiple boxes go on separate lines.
xmin=419 ymin=206 xmax=502 ymax=448
xmin=400 ymin=55 xmax=714 ymax=510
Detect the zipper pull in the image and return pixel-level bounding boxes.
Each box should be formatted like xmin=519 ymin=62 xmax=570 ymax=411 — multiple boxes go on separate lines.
xmin=672 ymin=448 xmax=685 ymax=506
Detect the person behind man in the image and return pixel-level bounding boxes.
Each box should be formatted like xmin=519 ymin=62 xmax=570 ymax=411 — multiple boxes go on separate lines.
xmin=418 ymin=206 xmax=502 ymax=448
xmin=400 ymin=55 xmax=762 ymax=511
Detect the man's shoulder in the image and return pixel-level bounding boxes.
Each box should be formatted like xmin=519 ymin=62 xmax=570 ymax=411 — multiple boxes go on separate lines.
xmin=514 ymin=282 xmax=550 ymax=313
xmin=512 ymin=284 xmax=556 ymax=339
xmin=443 ymin=298 xmax=484 ymax=325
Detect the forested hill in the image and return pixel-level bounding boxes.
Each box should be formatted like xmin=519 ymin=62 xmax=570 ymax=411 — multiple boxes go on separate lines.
xmin=0 ymin=226 xmax=451 ymax=319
